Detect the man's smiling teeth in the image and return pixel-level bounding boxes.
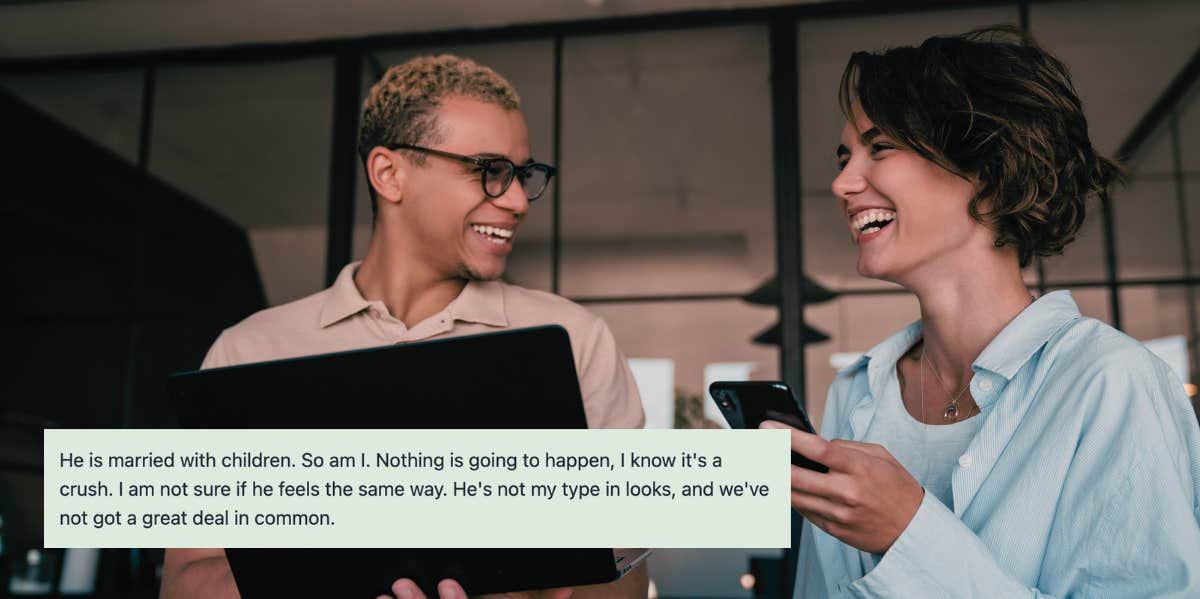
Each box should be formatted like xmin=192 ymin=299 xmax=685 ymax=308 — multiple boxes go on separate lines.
xmin=471 ymin=224 xmax=514 ymax=244
xmin=850 ymin=209 xmax=896 ymax=234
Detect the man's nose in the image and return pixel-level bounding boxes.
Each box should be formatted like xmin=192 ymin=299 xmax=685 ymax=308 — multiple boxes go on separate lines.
xmin=491 ymin=177 xmax=531 ymax=217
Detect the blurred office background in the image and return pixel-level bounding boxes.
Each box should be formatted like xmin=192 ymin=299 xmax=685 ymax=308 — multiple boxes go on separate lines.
xmin=1 ymin=0 xmax=1197 ymax=596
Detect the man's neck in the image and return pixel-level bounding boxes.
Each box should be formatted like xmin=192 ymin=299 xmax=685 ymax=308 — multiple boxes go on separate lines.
xmin=354 ymin=240 xmax=468 ymax=329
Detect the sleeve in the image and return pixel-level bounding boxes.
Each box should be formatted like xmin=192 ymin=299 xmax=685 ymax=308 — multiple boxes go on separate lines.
xmin=846 ymin=350 xmax=1200 ymax=599
xmin=575 ymin=317 xmax=645 ymax=430
xmin=791 ymin=371 xmax=860 ymax=598
xmin=848 ymin=492 xmax=1052 ymax=598
xmin=793 ymin=519 xmax=830 ymax=598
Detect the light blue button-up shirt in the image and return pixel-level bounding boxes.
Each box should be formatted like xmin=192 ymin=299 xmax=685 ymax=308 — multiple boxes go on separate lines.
xmin=794 ymin=290 xmax=1200 ymax=598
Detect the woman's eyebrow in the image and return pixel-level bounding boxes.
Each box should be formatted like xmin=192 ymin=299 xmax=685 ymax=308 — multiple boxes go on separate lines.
xmin=836 ymin=144 xmax=850 ymax=158
xmin=859 ymin=127 xmax=882 ymax=144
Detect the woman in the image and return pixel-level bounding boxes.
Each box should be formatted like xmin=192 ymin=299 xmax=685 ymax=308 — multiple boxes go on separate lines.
xmin=771 ymin=26 xmax=1200 ymax=597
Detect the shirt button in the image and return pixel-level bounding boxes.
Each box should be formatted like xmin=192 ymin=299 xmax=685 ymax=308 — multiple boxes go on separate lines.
xmin=958 ymin=454 xmax=973 ymax=468
xmin=978 ymin=379 xmax=994 ymax=392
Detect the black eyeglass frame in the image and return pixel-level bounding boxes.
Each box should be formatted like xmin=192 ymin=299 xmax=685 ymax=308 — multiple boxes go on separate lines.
xmin=386 ymin=143 xmax=557 ymax=201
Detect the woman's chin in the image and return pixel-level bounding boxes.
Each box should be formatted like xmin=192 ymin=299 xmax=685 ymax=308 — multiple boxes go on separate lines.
xmin=856 ymin=258 xmax=889 ymax=281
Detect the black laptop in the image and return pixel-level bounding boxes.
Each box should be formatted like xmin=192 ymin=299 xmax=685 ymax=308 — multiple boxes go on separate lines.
xmin=168 ymin=325 xmax=649 ymax=597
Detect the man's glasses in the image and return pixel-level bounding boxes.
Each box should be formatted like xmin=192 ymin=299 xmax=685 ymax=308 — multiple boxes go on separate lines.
xmin=387 ymin=143 xmax=556 ymax=201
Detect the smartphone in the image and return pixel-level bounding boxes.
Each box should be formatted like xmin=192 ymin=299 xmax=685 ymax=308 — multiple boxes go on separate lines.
xmin=708 ymin=381 xmax=828 ymax=473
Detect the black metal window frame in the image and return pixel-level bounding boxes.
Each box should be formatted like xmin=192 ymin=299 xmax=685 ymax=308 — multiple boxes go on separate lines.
xmin=2 ymin=0 xmax=1197 ymax=413
xmin=2 ymin=0 xmax=1197 ymax=393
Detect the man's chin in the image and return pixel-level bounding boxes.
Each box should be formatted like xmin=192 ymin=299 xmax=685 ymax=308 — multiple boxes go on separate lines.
xmin=458 ymin=261 xmax=506 ymax=282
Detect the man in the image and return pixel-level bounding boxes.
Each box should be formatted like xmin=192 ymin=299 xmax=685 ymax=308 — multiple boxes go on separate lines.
xmin=160 ymin=55 xmax=647 ymax=599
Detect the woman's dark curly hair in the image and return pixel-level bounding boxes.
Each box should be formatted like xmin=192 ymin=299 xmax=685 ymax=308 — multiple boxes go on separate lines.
xmin=839 ymin=25 xmax=1124 ymax=267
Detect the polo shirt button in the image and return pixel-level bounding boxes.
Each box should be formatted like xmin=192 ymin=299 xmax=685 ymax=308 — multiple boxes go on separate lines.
xmin=958 ymin=454 xmax=973 ymax=468
xmin=978 ymin=379 xmax=994 ymax=392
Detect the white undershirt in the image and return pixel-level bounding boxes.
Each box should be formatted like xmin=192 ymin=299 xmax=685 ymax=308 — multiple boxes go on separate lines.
xmin=857 ymin=364 xmax=984 ymax=573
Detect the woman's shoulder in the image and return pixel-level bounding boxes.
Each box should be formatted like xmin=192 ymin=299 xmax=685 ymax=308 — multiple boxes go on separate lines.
xmin=1041 ymin=316 xmax=1193 ymax=444
xmin=1043 ymin=315 xmax=1174 ymax=383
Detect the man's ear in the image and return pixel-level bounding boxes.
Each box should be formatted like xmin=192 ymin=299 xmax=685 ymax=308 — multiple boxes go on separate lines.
xmin=367 ymin=147 xmax=407 ymax=207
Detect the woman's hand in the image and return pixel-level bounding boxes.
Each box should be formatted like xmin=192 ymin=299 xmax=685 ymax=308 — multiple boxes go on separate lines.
xmin=761 ymin=421 xmax=924 ymax=554
xmin=378 ymin=578 xmax=573 ymax=599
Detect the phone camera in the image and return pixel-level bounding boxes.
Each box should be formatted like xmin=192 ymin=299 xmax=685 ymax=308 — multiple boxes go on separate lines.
xmin=717 ymin=392 xmax=733 ymax=408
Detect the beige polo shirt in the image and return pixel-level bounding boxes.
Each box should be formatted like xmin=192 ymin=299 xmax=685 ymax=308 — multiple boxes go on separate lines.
xmin=201 ymin=262 xmax=644 ymax=429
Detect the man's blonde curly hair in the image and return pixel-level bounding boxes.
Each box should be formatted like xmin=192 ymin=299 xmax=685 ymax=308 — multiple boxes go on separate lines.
xmin=358 ymin=54 xmax=521 ymax=215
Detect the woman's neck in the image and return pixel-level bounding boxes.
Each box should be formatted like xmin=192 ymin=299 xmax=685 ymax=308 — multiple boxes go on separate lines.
xmin=907 ymin=259 xmax=1033 ymax=391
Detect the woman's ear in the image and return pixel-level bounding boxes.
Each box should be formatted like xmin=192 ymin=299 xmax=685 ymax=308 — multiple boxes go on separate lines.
xmin=367 ymin=147 xmax=407 ymax=207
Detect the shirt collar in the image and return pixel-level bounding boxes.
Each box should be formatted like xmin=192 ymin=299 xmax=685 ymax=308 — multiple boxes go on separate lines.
xmin=445 ymin=279 xmax=508 ymax=327
xmin=317 ymin=262 xmax=510 ymax=329
xmin=837 ymin=320 xmax=922 ymax=436
xmin=319 ymin=261 xmax=371 ymax=328
xmin=972 ymin=290 xmax=1081 ymax=380
xmin=838 ymin=320 xmax=921 ymax=376
xmin=838 ymin=290 xmax=1082 ymax=382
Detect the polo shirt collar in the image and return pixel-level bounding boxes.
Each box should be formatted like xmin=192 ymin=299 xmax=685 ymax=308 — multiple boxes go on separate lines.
xmin=446 ymin=279 xmax=508 ymax=327
xmin=318 ymin=262 xmax=510 ymax=329
xmin=972 ymin=290 xmax=1081 ymax=380
xmin=319 ymin=261 xmax=371 ymax=328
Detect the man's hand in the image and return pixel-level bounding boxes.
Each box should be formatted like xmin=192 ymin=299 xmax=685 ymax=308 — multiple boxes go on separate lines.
xmin=378 ymin=578 xmax=572 ymax=599
xmin=761 ymin=420 xmax=924 ymax=554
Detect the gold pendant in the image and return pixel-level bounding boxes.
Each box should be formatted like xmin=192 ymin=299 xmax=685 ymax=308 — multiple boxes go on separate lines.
xmin=943 ymin=402 xmax=959 ymax=422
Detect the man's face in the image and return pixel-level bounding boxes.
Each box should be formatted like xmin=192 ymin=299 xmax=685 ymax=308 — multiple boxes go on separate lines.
xmin=397 ymin=97 xmax=532 ymax=281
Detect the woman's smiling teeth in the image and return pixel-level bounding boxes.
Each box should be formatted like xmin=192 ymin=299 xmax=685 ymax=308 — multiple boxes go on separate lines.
xmin=850 ymin=209 xmax=896 ymax=235
xmin=471 ymin=224 xmax=514 ymax=244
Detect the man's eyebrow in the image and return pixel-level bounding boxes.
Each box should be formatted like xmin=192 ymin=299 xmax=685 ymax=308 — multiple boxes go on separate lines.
xmin=469 ymin=151 xmax=534 ymax=165
xmin=470 ymin=152 xmax=508 ymax=160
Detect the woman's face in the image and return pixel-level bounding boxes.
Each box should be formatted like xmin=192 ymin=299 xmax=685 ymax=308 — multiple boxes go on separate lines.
xmin=832 ymin=108 xmax=992 ymax=285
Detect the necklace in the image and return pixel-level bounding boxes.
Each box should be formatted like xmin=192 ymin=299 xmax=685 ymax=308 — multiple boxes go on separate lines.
xmin=920 ymin=348 xmax=974 ymax=422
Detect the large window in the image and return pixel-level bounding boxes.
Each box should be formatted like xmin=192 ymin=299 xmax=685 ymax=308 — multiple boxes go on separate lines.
xmin=561 ymin=26 xmax=775 ymax=298
xmin=1031 ymin=0 xmax=1200 ymax=390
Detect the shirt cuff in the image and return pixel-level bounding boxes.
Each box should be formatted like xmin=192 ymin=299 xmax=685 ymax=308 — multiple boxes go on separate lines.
xmin=848 ymin=491 xmax=964 ymax=598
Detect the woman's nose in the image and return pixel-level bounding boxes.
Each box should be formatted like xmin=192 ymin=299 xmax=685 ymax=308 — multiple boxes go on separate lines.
xmin=831 ymin=168 xmax=867 ymax=200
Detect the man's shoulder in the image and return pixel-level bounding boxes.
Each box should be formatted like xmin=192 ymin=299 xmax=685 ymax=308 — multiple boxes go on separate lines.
xmin=493 ymin=282 xmax=643 ymax=429
xmin=496 ymin=282 xmax=603 ymax=332
xmin=203 ymin=287 xmax=336 ymax=368
xmin=226 ymin=288 xmax=332 ymax=340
